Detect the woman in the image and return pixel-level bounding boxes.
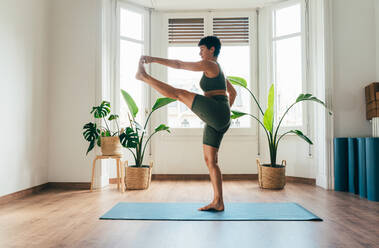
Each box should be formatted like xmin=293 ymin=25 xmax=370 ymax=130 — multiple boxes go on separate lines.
xmin=136 ymin=36 xmax=237 ymax=211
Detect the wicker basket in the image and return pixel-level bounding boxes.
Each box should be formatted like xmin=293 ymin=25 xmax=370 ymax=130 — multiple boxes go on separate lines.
xmin=124 ymin=161 xmax=153 ymax=190
xmin=100 ymin=136 xmax=122 ymax=156
xmin=256 ymin=158 xmax=286 ymax=189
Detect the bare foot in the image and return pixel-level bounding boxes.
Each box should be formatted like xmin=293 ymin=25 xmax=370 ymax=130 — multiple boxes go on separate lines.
xmin=198 ymin=201 xmax=225 ymax=211
xmin=135 ymin=59 xmax=148 ymax=81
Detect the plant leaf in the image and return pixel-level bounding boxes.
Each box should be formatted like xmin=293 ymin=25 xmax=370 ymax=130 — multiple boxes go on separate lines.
xmin=231 ymin=110 xmax=247 ymax=119
xmin=86 ymin=141 xmax=95 ymax=155
xmin=152 ymin=97 xmax=177 ymax=112
xmin=90 ymin=101 xmax=111 ymax=119
xmin=82 ymin=122 xmax=99 ymax=155
xmin=155 ymin=124 xmax=170 ymax=133
xmin=289 ymin=130 xmax=313 ymax=145
xmin=227 ymin=76 xmax=247 ymax=88
xmin=83 ymin=123 xmax=98 ymax=141
xmin=108 ymin=114 xmax=119 ymax=121
xmin=119 ymin=127 xmax=138 ymax=148
xmin=296 ymin=93 xmax=324 ymax=106
xmin=295 ymin=93 xmax=332 ymax=115
xmin=263 ymin=84 xmax=274 ymax=133
xmin=121 ymin=89 xmax=138 ymax=118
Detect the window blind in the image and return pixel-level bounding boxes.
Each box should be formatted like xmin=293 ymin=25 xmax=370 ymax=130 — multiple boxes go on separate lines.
xmin=168 ymin=18 xmax=204 ymax=44
xmin=213 ymin=17 xmax=249 ymax=43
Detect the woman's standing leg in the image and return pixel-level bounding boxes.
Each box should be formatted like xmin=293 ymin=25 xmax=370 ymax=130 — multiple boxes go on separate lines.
xmin=198 ymin=144 xmax=225 ymax=211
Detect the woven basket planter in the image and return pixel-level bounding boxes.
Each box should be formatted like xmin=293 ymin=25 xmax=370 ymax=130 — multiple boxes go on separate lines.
xmin=256 ymin=158 xmax=286 ymax=189
xmin=100 ymin=136 xmax=122 ymax=156
xmin=124 ymin=161 xmax=153 ymax=190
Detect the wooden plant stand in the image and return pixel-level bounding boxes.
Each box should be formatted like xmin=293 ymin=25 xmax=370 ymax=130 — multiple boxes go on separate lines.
xmin=90 ymin=155 xmax=124 ymax=192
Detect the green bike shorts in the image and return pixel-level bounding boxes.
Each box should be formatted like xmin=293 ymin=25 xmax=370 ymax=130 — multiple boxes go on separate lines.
xmin=190 ymin=94 xmax=231 ymax=148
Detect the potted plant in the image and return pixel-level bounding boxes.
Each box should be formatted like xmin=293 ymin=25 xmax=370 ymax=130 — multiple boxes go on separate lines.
xmin=120 ymin=89 xmax=176 ymax=189
xmin=82 ymin=101 xmax=123 ymax=156
xmin=227 ymin=76 xmax=331 ymax=189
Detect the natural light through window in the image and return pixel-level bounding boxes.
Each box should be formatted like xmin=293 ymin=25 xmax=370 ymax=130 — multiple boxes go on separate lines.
xmin=120 ymin=9 xmax=143 ymax=40
xmin=167 ymin=46 xmax=203 ymax=128
xmin=273 ymin=2 xmax=303 ymax=127
xmin=274 ymin=4 xmax=301 ymax=37
xmin=218 ymin=46 xmax=250 ymax=128
xmin=167 ymin=45 xmax=251 ymax=128
xmin=119 ymin=8 xmax=145 ymax=127
xmin=167 ymin=15 xmax=252 ymax=129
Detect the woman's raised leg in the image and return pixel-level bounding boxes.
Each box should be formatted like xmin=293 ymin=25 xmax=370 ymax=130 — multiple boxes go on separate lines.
xmin=135 ymin=59 xmax=196 ymax=109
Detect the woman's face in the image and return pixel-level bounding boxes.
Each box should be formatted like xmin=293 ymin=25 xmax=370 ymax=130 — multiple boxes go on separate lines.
xmin=199 ymin=45 xmax=215 ymax=60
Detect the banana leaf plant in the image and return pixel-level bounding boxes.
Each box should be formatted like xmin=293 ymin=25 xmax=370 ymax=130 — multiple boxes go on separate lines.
xmin=82 ymin=100 xmax=122 ymax=155
xmin=227 ymin=76 xmax=332 ymax=167
xmin=120 ymin=89 xmax=176 ymax=167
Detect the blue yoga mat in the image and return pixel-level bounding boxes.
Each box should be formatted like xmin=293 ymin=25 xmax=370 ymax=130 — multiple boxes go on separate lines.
xmin=100 ymin=202 xmax=322 ymax=221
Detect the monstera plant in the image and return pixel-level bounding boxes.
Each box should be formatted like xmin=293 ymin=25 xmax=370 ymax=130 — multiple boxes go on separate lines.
xmin=120 ymin=89 xmax=176 ymax=167
xmin=82 ymin=101 xmax=122 ymax=155
xmin=227 ymin=76 xmax=331 ymax=167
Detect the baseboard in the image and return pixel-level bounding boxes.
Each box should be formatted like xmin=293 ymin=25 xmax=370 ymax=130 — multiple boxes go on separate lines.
xmin=110 ymin=174 xmax=315 ymax=185
xmin=286 ymin=176 xmax=316 ymax=185
xmin=0 ymin=183 xmax=49 ymax=205
xmin=47 ymin=182 xmax=91 ymax=190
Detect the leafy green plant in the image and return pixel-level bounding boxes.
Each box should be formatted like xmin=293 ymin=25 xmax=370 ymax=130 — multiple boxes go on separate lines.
xmin=227 ymin=76 xmax=331 ymax=167
xmin=120 ymin=89 xmax=176 ymax=167
xmin=82 ymin=101 xmax=122 ymax=155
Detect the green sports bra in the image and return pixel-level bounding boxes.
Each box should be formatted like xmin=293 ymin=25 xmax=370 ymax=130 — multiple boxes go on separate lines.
xmin=199 ymin=61 xmax=227 ymax=92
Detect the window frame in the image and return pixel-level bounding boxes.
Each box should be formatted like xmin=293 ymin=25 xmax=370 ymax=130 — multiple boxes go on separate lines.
xmin=161 ymin=10 xmax=258 ymax=137
xmin=269 ymin=0 xmax=308 ymax=135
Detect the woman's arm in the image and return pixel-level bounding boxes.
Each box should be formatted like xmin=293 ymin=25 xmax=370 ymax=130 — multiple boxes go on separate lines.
xmin=229 ymin=92 xmax=236 ymax=107
xmin=142 ymin=56 xmax=217 ymax=73
xmin=226 ymin=79 xmax=237 ymax=107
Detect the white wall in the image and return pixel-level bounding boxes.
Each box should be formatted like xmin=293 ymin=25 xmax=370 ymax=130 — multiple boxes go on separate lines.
xmin=0 ymin=0 xmax=50 ymax=197
xmin=47 ymin=0 xmax=102 ymax=182
xmin=332 ymin=0 xmax=377 ymax=137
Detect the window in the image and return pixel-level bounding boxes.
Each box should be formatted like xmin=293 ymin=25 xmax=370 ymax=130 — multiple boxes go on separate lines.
xmin=167 ymin=18 xmax=205 ymax=128
xmin=272 ymin=1 xmax=306 ymax=128
xmin=166 ymin=14 xmax=253 ymax=129
xmin=118 ymin=6 xmax=148 ymax=128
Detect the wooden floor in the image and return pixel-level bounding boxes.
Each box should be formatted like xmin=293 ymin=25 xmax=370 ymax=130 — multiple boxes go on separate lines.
xmin=0 ymin=180 xmax=378 ymax=248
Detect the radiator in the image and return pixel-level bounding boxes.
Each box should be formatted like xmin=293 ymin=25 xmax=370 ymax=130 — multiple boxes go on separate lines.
xmin=373 ymin=117 xmax=379 ymax=137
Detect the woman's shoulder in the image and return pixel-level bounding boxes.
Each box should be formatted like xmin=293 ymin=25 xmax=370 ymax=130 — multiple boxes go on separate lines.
xmin=204 ymin=60 xmax=220 ymax=78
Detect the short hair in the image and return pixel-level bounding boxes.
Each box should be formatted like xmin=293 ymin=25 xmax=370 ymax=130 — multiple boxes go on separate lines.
xmin=198 ymin=36 xmax=221 ymax=57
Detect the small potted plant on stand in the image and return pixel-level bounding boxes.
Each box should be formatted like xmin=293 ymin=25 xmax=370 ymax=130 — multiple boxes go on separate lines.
xmin=120 ymin=89 xmax=176 ymax=190
xmin=83 ymin=100 xmax=123 ymax=156
xmin=227 ymin=77 xmax=331 ymax=189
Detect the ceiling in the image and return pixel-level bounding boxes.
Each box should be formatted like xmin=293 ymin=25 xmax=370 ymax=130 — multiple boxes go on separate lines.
xmin=126 ymin=0 xmax=284 ymax=11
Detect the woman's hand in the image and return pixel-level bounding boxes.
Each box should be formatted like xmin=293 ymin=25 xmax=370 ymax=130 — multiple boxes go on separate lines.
xmin=141 ymin=56 xmax=154 ymax=64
